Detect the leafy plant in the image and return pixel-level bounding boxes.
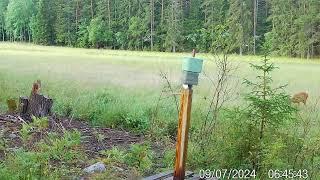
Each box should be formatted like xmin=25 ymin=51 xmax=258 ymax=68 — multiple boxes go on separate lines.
xmin=122 ymin=108 xmax=150 ymax=133
xmin=125 ymin=144 xmax=154 ymax=173
xmin=38 ymin=130 xmax=82 ymax=162
xmin=31 ymin=116 xmax=49 ymax=131
xmin=20 ymin=123 xmax=33 ymax=144
xmin=0 ymin=129 xmax=7 ymax=151
xmin=100 ymin=147 xmax=126 ymax=164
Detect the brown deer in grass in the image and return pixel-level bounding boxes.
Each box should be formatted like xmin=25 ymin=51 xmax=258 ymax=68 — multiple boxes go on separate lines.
xmin=291 ymin=92 xmax=308 ymax=105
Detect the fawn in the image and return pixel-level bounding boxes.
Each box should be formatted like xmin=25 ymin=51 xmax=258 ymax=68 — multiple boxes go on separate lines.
xmin=291 ymin=92 xmax=308 ymax=105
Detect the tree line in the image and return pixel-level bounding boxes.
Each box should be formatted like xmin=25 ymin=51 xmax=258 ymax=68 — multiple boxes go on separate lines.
xmin=0 ymin=0 xmax=319 ymax=58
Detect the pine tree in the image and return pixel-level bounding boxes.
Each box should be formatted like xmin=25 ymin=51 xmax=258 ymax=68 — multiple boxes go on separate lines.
xmin=75 ymin=0 xmax=94 ymax=47
xmin=55 ymin=0 xmax=77 ymax=46
xmin=88 ymin=17 xmax=112 ymax=48
xmin=5 ymin=0 xmax=34 ymax=42
xmin=244 ymin=51 xmax=296 ymax=171
xmin=202 ymin=0 xmax=228 ymax=28
xmin=164 ymin=0 xmax=183 ymax=52
xmin=294 ymin=0 xmax=320 ymax=58
xmin=0 ymin=0 xmax=318 ymax=56
xmin=0 ymin=0 xmax=9 ymax=41
xmin=31 ymin=0 xmax=56 ymax=45
xmin=227 ymin=0 xmax=252 ymax=55
xmin=267 ymin=0 xmax=296 ymax=56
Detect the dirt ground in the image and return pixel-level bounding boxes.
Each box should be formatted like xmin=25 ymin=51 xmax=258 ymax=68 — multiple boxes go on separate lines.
xmin=0 ymin=113 xmax=143 ymax=159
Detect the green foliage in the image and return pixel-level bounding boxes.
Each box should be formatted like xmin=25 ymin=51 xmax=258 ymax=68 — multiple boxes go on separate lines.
xmin=38 ymin=130 xmax=82 ymax=162
xmin=162 ymin=149 xmax=175 ymax=169
xmin=31 ymin=0 xmax=55 ymax=45
xmin=54 ymin=0 xmax=76 ymax=46
xmin=20 ymin=122 xmax=33 ymax=144
xmin=31 ymin=116 xmax=49 ymax=131
xmin=227 ymin=0 xmax=252 ymax=54
xmin=268 ymin=0 xmax=320 ymax=57
xmin=122 ymin=110 xmax=150 ymax=133
xmin=128 ymin=16 xmax=147 ymax=50
xmin=0 ymin=128 xmax=84 ymax=179
xmin=241 ymin=55 xmax=296 ymax=174
xmin=0 ymin=0 xmax=319 ymax=56
xmin=0 ymin=129 xmax=7 ymax=151
xmin=125 ymin=144 xmax=154 ymax=173
xmin=4 ymin=0 xmax=34 ymax=41
xmin=100 ymin=147 xmax=126 ymax=164
xmin=88 ymin=17 xmax=112 ymax=48
xmin=0 ymin=149 xmax=51 ymax=180
xmin=76 ymin=20 xmax=90 ymax=48
xmin=244 ymin=55 xmax=297 ymax=132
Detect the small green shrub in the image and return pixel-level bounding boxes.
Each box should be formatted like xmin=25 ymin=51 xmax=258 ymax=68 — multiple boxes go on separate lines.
xmin=122 ymin=111 xmax=150 ymax=133
xmin=166 ymin=120 xmax=177 ymax=139
xmin=20 ymin=123 xmax=33 ymax=144
xmin=32 ymin=116 xmax=49 ymax=131
xmin=125 ymin=144 xmax=154 ymax=173
xmin=100 ymin=147 xmax=126 ymax=164
xmin=0 ymin=128 xmax=84 ymax=179
xmin=0 ymin=129 xmax=7 ymax=151
xmin=39 ymin=130 xmax=82 ymax=162
xmin=162 ymin=149 xmax=175 ymax=169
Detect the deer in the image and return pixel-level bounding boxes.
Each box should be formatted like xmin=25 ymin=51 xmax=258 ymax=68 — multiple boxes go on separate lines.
xmin=291 ymin=92 xmax=308 ymax=105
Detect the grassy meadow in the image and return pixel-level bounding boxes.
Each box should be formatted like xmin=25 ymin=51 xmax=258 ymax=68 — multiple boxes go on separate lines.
xmin=1 ymin=43 xmax=320 ymax=178
xmin=1 ymin=43 xmax=320 ymax=118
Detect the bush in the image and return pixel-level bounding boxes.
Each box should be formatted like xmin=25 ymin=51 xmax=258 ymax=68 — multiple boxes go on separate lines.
xmin=125 ymin=144 xmax=154 ymax=173
xmin=88 ymin=17 xmax=113 ymax=48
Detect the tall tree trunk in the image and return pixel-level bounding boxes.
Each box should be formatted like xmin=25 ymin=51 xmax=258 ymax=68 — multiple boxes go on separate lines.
xmin=253 ymin=0 xmax=257 ymax=55
xmin=28 ymin=27 xmax=31 ymax=43
xmin=20 ymin=27 xmax=23 ymax=41
xmin=76 ymin=0 xmax=79 ymax=30
xmin=128 ymin=1 xmax=131 ymax=17
xmin=1 ymin=27 xmax=4 ymax=41
xmin=161 ymin=0 xmax=164 ymax=24
xmin=107 ymin=0 xmax=111 ymax=28
xmin=91 ymin=0 xmax=94 ymax=18
xmin=150 ymin=0 xmax=154 ymax=51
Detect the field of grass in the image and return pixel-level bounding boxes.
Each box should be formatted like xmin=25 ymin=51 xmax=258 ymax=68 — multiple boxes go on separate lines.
xmin=1 ymin=42 xmax=320 ymax=133
xmin=1 ymin=43 xmax=320 ymax=111
xmin=1 ymin=43 xmax=320 ymax=178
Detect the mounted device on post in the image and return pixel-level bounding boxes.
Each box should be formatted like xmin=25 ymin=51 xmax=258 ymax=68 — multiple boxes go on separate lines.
xmin=174 ymin=49 xmax=203 ymax=180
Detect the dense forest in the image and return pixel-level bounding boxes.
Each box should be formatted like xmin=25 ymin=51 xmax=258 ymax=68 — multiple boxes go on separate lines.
xmin=0 ymin=0 xmax=319 ymax=57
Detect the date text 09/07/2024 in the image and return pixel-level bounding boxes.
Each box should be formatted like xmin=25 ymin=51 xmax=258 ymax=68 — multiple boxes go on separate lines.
xmin=199 ymin=169 xmax=308 ymax=179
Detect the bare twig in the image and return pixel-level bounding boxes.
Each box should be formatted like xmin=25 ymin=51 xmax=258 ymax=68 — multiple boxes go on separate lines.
xmin=17 ymin=116 xmax=27 ymax=124
xmin=159 ymin=70 xmax=180 ymax=114
xmin=196 ymin=52 xmax=239 ymax=152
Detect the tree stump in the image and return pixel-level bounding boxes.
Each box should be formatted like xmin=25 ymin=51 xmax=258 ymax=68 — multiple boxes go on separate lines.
xmin=19 ymin=96 xmax=29 ymax=114
xmin=19 ymin=80 xmax=53 ymax=119
xmin=28 ymin=94 xmax=53 ymax=118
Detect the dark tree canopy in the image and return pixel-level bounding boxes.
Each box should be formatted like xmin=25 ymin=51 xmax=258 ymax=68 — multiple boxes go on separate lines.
xmin=0 ymin=0 xmax=319 ymax=58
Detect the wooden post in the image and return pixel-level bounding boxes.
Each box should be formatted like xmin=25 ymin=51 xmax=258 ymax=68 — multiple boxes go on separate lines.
xmin=173 ymin=85 xmax=193 ymax=180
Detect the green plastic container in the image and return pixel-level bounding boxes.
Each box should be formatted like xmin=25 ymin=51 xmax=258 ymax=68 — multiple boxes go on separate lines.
xmin=182 ymin=57 xmax=203 ymax=73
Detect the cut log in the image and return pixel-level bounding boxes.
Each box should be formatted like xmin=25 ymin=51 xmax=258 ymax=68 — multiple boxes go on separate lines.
xmin=27 ymin=94 xmax=53 ymax=118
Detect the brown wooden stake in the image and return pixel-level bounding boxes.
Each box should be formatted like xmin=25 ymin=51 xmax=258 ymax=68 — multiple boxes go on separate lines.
xmin=174 ymin=86 xmax=193 ymax=180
